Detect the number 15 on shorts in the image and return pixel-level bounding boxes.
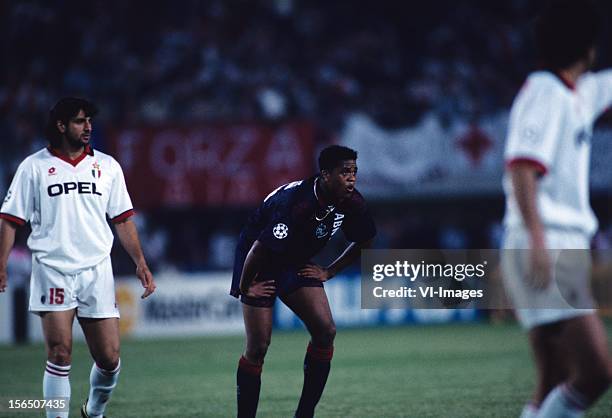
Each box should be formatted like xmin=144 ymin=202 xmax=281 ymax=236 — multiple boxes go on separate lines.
xmin=49 ymin=288 xmax=64 ymax=304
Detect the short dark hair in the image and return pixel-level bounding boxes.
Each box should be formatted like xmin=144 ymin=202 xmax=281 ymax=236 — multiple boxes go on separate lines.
xmin=318 ymin=145 xmax=358 ymax=172
xmin=45 ymin=97 xmax=98 ymax=146
xmin=535 ymin=0 xmax=600 ymax=70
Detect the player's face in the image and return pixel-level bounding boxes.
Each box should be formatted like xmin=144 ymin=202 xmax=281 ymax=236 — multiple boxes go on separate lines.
xmin=62 ymin=110 xmax=92 ymax=147
xmin=324 ymin=160 xmax=357 ymax=202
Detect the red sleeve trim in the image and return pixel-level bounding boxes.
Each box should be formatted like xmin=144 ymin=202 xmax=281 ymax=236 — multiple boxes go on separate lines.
xmin=0 ymin=213 xmax=26 ymax=226
xmin=505 ymin=157 xmax=548 ymax=175
xmin=111 ymin=209 xmax=135 ymax=224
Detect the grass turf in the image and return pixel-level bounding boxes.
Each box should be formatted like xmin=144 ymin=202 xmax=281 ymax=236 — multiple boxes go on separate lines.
xmin=0 ymin=322 xmax=611 ymax=417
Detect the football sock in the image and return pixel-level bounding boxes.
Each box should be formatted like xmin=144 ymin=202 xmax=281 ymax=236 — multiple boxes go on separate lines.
xmin=519 ymin=402 xmax=538 ymax=418
xmin=43 ymin=361 xmax=71 ymax=418
xmin=536 ymin=384 xmax=587 ymax=418
xmin=86 ymin=359 xmax=121 ymax=418
xmin=237 ymin=356 xmax=262 ymax=418
xmin=294 ymin=342 xmax=334 ymax=418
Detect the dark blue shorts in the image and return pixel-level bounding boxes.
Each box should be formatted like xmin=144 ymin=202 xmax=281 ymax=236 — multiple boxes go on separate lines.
xmin=230 ymin=244 xmax=323 ymax=308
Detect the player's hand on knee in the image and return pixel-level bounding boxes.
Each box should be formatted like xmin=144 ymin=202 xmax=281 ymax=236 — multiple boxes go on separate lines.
xmin=244 ymin=280 xmax=275 ymax=298
xmin=0 ymin=268 xmax=7 ymax=292
xmin=298 ymin=263 xmax=332 ymax=282
xmin=528 ymin=248 xmax=552 ymax=290
xmin=136 ymin=262 xmax=156 ymax=299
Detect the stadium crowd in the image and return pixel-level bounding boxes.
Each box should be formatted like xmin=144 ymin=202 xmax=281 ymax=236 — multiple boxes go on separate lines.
xmin=1 ymin=0 xmax=611 ymax=274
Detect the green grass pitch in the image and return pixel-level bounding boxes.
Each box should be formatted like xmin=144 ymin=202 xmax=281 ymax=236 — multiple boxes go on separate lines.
xmin=1 ymin=322 xmax=611 ymax=417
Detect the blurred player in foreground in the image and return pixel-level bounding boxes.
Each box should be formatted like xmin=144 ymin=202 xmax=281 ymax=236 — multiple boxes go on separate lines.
xmin=0 ymin=97 xmax=156 ymax=418
xmin=501 ymin=1 xmax=612 ymax=417
xmin=230 ymin=145 xmax=375 ymax=418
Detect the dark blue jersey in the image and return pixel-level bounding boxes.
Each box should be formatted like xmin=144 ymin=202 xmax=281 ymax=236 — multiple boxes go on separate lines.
xmin=238 ymin=176 xmax=376 ymax=267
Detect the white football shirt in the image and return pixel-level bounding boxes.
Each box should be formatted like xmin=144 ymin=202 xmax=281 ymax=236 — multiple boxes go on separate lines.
xmin=503 ymin=70 xmax=612 ymax=237
xmin=0 ymin=146 xmax=134 ymax=273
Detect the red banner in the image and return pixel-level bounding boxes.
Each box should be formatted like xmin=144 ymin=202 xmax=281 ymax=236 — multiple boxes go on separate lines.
xmin=108 ymin=122 xmax=315 ymax=208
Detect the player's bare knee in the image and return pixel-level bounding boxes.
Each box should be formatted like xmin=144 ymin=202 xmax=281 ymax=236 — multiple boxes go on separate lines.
xmin=97 ymin=348 xmax=120 ymax=371
xmin=313 ymin=323 xmax=336 ymax=347
xmin=97 ymin=356 xmax=120 ymax=371
xmin=246 ymin=340 xmax=270 ymax=362
xmin=47 ymin=343 xmax=72 ymax=365
xmin=326 ymin=323 xmax=337 ymax=343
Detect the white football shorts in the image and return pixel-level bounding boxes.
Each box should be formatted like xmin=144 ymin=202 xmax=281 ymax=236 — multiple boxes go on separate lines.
xmin=501 ymin=227 xmax=595 ymax=330
xmin=29 ymin=255 xmax=120 ymax=318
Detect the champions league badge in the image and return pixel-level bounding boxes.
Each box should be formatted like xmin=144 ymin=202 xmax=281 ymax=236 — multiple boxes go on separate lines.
xmin=315 ymin=223 xmax=328 ymax=239
xmin=273 ymin=223 xmax=289 ymax=239
xmin=92 ymin=162 xmax=101 ymax=178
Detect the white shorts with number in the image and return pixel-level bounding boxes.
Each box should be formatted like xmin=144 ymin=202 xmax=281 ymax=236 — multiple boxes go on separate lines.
xmin=29 ymin=255 xmax=120 ymax=318
xmin=501 ymin=227 xmax=595 ymax=330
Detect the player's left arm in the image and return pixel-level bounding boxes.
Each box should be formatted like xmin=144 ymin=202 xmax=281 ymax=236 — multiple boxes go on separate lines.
xmin=114 ymin=218 xmax=156 ymax=299
xmin=0 ymin=219 xmax=17 ymax=292
xmin=299 ymin=238 xmax=374 ymax=282
xmin=580 ymin=69 xmax=612 ymax=120
xmin=107 ymin=159 xmax=155 ymax=298
xmin=300 ymin=192 xmax=376 ymax=282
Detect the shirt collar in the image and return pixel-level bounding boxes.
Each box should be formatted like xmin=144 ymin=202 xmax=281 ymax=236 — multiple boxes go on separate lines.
xmin=47 ymin=145 xmax=94 ymax=167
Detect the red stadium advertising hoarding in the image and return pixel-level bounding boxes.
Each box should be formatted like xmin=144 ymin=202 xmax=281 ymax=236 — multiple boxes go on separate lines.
xmin=108 ymin=122 xmax=315 ymax=208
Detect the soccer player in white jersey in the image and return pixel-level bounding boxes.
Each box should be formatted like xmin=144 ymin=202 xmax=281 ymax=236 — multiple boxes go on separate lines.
xmin=501 ymin=1 xmax=612 ymax=417
xmin=0 ymin=97 xmax=156 ymax=418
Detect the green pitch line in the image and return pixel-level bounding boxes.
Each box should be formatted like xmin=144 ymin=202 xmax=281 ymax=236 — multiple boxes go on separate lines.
xmin=0 ymin=322 xmax=610 ymax=417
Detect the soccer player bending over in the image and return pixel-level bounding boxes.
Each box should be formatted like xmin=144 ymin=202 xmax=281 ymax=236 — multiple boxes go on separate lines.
xmin=230 ymin=145 xmax=375 ymax=418
xmin=0 ymin=97 xmax=156 ymax=418
xmin=501 ymin=1 xmax=612 ymax=417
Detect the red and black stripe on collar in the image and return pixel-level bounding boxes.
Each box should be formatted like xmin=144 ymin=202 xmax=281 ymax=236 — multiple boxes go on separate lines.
xmin=47 ymin=145 xmax=94 ymax=167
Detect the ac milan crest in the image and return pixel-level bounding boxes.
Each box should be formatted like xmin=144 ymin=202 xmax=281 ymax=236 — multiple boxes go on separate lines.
xmin=92 ymin=162 xmax=101 ymax=178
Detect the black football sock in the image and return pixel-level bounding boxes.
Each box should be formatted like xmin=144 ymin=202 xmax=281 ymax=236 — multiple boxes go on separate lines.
xmin=237 ymin=356 xmax=262 ymax=418
xmin=294 ymin=342 xmax=334 ymax=418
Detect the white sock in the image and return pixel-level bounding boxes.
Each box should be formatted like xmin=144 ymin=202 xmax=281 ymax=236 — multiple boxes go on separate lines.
xmin=537 ymin=384 xmax=588 ymax=418
xmin=520 ymin=402 xmax=538 ymax=418
xmin=43 ymin=361 xmax=71 ymax=418
xmin=86 ymin=359 xmax=121 ymax=418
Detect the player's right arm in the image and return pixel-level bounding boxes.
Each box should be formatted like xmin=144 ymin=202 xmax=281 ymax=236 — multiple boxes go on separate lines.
xmin=505 ymin=76 xmax=564 ymax=289
xmin=579 ymin=69 xmax=612 ymax=122
xmin=0 ymin=158 xmax=34 ymax=292
xmin=0 ymin=219 xmax=17 ymax=292
xmin=239 ymin=240 xmax=275 ymax=298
